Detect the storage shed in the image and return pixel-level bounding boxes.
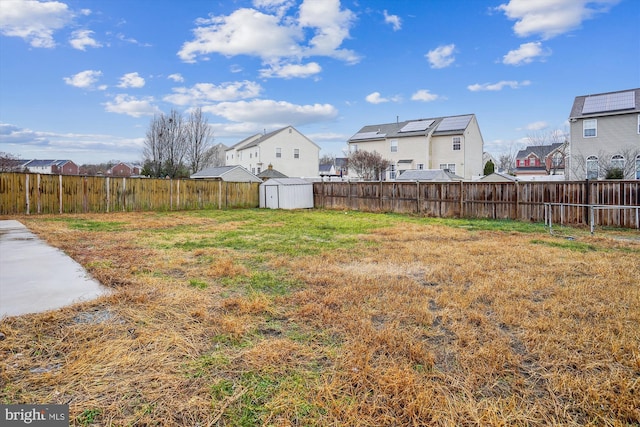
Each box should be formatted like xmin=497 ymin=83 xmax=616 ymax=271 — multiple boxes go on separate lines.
xmin=259 ymin=178 xmax=314 ymax=209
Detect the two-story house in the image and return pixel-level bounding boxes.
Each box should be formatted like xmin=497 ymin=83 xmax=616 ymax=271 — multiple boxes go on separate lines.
xmin=566 ymin=88 xmax=640 ymax=180
xmin=225 ymin=126 xmax=320 ymax=178
xmin=108 ymin=162 xmax=142 ymax=177
xmin=514 ymin=143 xmax=567 ymax=177
xmin=347 ymin=114 xmax=484 ymax=180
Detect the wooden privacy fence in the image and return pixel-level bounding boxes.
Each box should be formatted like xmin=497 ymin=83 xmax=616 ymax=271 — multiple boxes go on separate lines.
xmin=0 ymin=173 xmax=259 ymax=215
xmin=314 ymin=180 xmax=640 ymax=229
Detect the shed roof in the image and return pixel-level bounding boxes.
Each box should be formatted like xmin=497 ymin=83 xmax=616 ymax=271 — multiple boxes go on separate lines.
xmin=260 ymin=178 xmax=311 ymax=186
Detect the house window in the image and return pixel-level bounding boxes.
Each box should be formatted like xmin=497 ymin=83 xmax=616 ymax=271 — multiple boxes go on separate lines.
xmin=439 ymin=163 xmax=456 ymax=174
xmin=351 ymin=144 xmax=358 ymax=152
xmin=586 ymin=155 xmax=599 ymax=179
xmin=389 ymin=164 xmax=396 ymax=180
xmin=611 ymin=154 xmax=625 ymax=171
xmin=417 ymin=163 xmax=424 ymax=170
xmin=452 ymin=137 xmax=461 ymax=150
xmin=528 ymin=156 xmax=537 ymax=166
xmin=276 ymin=148 xmax=281 ymax=158
xmin=294 ymin=149 xmax=300 ymax=159
xmin=583 ymin=119 xmax=597 ymax=138
xmin=636 ymin=155 xmax=640 ymax=179
xmin=390 ymin=139 xmax=398 ymax=152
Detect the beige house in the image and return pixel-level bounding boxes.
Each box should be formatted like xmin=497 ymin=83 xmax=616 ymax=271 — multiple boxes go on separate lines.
xmin=225 ymin=126 xmax=320 ymax=178
xmin=347 ymin=114 xmax=484 ymax=180
xmin=567 ymin=88 xmax=640 ymax=180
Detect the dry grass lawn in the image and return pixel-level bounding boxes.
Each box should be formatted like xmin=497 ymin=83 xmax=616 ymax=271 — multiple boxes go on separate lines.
xmin=1 ymin=209 xmax=639 ymax=426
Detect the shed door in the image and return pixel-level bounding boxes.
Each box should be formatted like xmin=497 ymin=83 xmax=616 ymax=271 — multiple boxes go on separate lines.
xmin=265 ymin=185 xmax=279 ymax=209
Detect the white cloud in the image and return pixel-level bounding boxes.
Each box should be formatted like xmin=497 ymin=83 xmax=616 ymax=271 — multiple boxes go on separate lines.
xmin=0 ymin=0 xmax=77 ymax=48
xmin=63 ymin=70 xmax=106 ymax=90
xmin=383 ymin=10 xmax=402 ymax=31
xmin=202 ymin=99 xmax=338 ymax=126
xmin=167 ymin=73 xmax=184 ymax=83
xmin=497 ymin=0 xmax=621 ymax=39
xmin=69 ymin=29 xmax=101 ymax=50
xmin=365 ymin=92 xmax=391 ymax=104
xmin=503 ymin=41 xmax=550 ymax=65
xmin=104 ymin=94 xmax=160 ymax=117
xmin=164 ymin=81 xmax=262 ymax=105
xmin=0 ymin=122 xmax=144 ymax=163
xmin=117 ymin=72 xmax=145 ymax=88
xmin=426 ymin=44 xmax=455 ymax=69
xmin=178 ymin=0 xmax=358 ymax=68
xmin=411 ymin=89 xmax=439 ymax=102
xmin=525 ymin=121 xmax=548 ymax=131
xmin=259 ymin=62 xmax=322 ymax=79
xmin=467 ymin=80 xmax=531 ymax=91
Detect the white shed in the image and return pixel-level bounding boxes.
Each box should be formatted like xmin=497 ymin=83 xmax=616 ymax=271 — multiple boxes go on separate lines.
xmin=259 ymin=178 xmax=314 ymax=209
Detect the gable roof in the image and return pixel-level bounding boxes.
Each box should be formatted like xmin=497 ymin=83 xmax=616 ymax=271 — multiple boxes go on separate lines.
xmin=258 ymin=167 xmax=287 ymax=179
xmin=348 ymin=114 xmax=475 ymax=142
xmin=190 ymin=165 xmax=262 ymax=182
xmin=395 ymin=169 xmax=464 ymax=182
xmin=229 ymin=126 xmax=320 ymax=151
xmin=516 ymin=143 xmax=564 ymax=160
xmin=569 ymin=88 xmax=640 ymax=119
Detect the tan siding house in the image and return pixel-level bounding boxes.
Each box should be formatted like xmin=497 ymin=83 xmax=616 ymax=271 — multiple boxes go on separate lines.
xmin=567 ymin=88 xmax=640 ymax=180
xmin=347 ymin=114 xmax=484 ymax=180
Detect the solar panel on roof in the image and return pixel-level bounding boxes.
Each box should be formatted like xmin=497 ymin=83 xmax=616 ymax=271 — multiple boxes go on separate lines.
xmin=436 ymin=115 xmax=472 ymax=132
xmin=350 ymin=131 xmax=386 ymax=140
xmin=399 ymin=120 xmax=434 ymax=133
xmin=582 ymin=91 xmax=635 ymax=114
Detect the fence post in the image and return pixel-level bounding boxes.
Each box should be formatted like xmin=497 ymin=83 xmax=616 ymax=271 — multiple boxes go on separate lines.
xmin=416 ymin=181 xmax=420 ymax=214
xmin=106 ymin=177 xmax=110 ymax=213
xmin=59 ymin=174 xmax=63 ymax=214
xmin=584 ymin=179 xmax=590 ymax=224
xmin=36 ymin=174 xmax=41 ymax=214
xmin=515 ymin=181 xmax=520 ymax=221
xmin=122 ymin=177 xmax=126 ymax=211
xmin=218 ymin=180 xmax=222 ymax=209
xmin=25 ymin=174 xmax=30 ymax=215
xmin=459 ymin=181 xmax=464 ymax=218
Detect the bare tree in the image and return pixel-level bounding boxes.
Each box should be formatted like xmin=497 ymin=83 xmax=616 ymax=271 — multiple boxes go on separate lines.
xmin=200 ymin=143 xmax=227 ymax=168
xmin=348 ymin=150 xmax=391 ymax=180
xmin=497 ymin=141 xmax=522 ymax=174
xmin=186 ymin=107 xmax=214 ymax=174
xmin=143 ymin=109 xmax=188 ymax=178
xmin=526 ymin=128 xmax=567 ymax=146
xmin=0 ymin=152 xmax=20 ymax=172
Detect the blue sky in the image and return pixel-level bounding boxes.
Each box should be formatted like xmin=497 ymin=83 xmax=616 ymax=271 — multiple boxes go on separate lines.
xmin=1 ymin=0 xmax=638 ymax=165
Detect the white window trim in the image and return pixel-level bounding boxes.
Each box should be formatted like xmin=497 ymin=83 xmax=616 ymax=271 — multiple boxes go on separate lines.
xmin=276 ymin=147 xmax=282 ymax=158
xmin=586 ymin=155 xmax=599 ymax=179
xmin=390 ymin=139 xmax=398 ymax=153
xmin=294 ymin=148 xmax=300 ymax=159
xmin=452 ymin=136 xmax=461 ymax=151
xmin=583 ymin=119 xmax=597 ymax=138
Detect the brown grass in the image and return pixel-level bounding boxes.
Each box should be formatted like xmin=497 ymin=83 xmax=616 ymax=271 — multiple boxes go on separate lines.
xmin=1 ymin=211 xmax=639 ymax=426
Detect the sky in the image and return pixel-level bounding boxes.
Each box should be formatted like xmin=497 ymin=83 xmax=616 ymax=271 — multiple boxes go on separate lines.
xmin=0 ymin=0 xmax=639 ymax=166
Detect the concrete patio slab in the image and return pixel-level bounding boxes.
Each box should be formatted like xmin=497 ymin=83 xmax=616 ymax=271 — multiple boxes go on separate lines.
xmin=0 ymin=220 xmax=110 ymax=318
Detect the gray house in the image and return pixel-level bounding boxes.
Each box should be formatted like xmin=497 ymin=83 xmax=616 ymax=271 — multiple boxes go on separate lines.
xmin=190 ymin=165 xmax=262 ymax=182
xmin=566 ymin=88 xmax=640 ymax=180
